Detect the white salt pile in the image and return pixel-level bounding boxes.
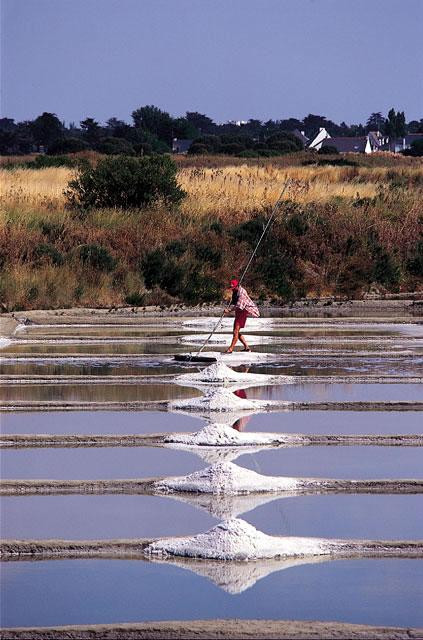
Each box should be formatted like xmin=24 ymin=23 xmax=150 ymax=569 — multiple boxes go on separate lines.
xmin=164 ymin=422 xmax=299 ymax=447
xmin=154 ymin=461 xmax=300 ymax=495
xmin=145 ymin=518 xmax=327 ymax=560
xmin=170 ymin=386 xmax=278 ymax=412
xmin=176 ymin=362 xmax=280 ymax=386
xmin=0 ymin=338 xmax=11 ymax=349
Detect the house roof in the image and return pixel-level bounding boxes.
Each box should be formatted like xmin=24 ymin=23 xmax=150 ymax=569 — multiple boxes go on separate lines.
xmin=291 ymin=129 xmax=309 ymax=144
xmin=322 ymin=137 xmax=368 ymax=153
xmin=172 ymin=138 xmax=193 ymax=153
xmin=405 ymin=133 xmax=423 ymax=145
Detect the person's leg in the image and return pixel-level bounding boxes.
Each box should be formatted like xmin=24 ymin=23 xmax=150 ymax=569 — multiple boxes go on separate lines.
xmin=239 ymin=332 xmax=250 ymax=351
xmin=226 ymin=323 xmax=240 ymax=352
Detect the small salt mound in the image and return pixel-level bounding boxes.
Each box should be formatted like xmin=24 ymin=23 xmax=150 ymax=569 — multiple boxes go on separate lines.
xmin=176 ymin=362 xmax=275 ymax=386
xmin=0 ymin=338 xmax=11 ymax=349
xmin=145 ymin=518 xmax=327 ymax=560
xmin=170 ymin=387 xmax=275 ymax=412
xmin=165 ymin=422 xmax=295 ymax=447
xmin=154 ymin=461 xmax=299 ymax=494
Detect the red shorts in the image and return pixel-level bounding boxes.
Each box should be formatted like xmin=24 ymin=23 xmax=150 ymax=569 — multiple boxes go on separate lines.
xmin=234 ymin=308 xmax=248 ymax=329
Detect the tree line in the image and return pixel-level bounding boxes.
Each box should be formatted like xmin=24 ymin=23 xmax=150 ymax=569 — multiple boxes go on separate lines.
xmin=0 ymin=105 xmax=422 ymax=156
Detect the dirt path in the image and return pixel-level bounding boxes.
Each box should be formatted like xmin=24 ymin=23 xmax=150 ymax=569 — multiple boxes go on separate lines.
xmin=2 ymin=619 xmax=423 ymax=639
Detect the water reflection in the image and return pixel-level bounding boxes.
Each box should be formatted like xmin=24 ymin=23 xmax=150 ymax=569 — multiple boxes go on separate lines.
xmin=0 ymin=384 xmax=202 ymax=403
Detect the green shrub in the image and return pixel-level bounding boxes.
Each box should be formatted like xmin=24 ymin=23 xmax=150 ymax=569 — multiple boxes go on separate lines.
xmin=66 ymin=155 xmax=186 ymax=210
xmin=237 ymin=150 xmax=259 ymax=158
xmin=79 ymin=244 xmax=116 ymax=271
xmin=402 ymin=139 xmax=423 ymax=157
xmin=141 ymin=249 xmax=166 ymax=289
xmin=373 ymin=249 xmax=401 ymax=287
xmin=317 ymin=157 xmax=358 ymax=167
xmin=194 ymin=244 xmax=222 ymax=267
xmin=219 ymin=143 xmax=245 ymax=155
xmin=34 ymin=243 xmax=64 ymax=266
xmin=231 ymin=217 xmax=266 ymax=246
xmin=407 ymin=242 xmax=423 ymax=277
xmin=47 ymin=138 xmax=90 ymax=154
xmin=210 ymin=220 xmax=224 ymax=235
xmin=286 ymin=213 xmax=309 ymax=236
xmin=166 ymin=240 xmax=187 ymax=257
xmin=32 ymin=155 xmax=77 ymax=168
xmin=183 ymin=272 xmax=221 ymax=303
xmin=97 ymin=137 xmax=135 ymax=155
xmin=318 ymin=145 xmax=339 ymax=155
xmin=187 ymin=143 xmax=209 ymax=155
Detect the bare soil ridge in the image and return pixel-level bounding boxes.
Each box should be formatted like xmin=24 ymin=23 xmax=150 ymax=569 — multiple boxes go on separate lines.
xmin=2 ymin=618 xmax=423 ymax=639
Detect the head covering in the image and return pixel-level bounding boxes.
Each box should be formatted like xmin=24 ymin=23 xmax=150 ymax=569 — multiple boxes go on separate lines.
xmin=230 ymin=279 xmax=239 ymax=288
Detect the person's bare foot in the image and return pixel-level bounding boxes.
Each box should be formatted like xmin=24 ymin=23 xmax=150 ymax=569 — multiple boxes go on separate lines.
xmin=225 ymin=349 xmax=233 ymax=353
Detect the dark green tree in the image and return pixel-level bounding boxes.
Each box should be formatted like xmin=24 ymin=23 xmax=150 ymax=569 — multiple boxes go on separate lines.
xmin=185 ymin=111 xmax=215 ymax=134
xmin=30 ymin=112 xmax=63 ymax=147
xmin=80 ymin=118 xmax=102 ymax=146
xmin=385 ymin=108 xmax=406 ymax=137
xmin=131 ymin=105 xmax=173 ymax=143
xmin=366 ymin=112 xmax=385 ymax=132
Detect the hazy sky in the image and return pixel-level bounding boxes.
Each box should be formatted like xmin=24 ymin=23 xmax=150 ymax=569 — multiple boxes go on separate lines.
xmin=2 ymin=0 xmax=422 ymax=125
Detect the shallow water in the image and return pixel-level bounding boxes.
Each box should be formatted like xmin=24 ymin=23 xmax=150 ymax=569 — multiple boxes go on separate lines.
xmin=2 ymin=558 xmax=422 ymax=627
xmin=245 ymin=382 xmax=423 ymax=403
xmin=0 ymin=383 xmax=200 ymax=403
xmin=2 ymin=443 xmax=422 ymax=480
xmin=1 ymin=318 xmax=423 ymax=629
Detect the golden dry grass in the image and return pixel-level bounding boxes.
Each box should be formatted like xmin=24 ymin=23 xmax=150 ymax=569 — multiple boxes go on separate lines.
xmin=178 ymin=165 xmax=380 ymax=219
xmin=0 ymin=163 xmax=391 ymax=218
xmin=2 ymin=163 xmax=423 ymax=222
xmin=0 ymin=167 xmax=74 ymax=212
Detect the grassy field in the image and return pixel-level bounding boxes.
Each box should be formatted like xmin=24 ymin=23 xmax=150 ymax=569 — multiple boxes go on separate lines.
xmin=0 ymin=153 xmax=422 ymax=310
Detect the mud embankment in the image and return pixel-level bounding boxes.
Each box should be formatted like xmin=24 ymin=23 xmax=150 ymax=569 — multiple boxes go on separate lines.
xmin=2 ymin=618 xmax=423 ymax=639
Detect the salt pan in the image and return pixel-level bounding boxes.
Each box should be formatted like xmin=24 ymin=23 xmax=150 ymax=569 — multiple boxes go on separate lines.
xmin=145 ymin=518 xmax=327 ymax=560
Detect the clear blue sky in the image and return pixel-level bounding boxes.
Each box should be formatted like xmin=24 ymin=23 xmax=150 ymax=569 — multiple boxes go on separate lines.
xmin=1 ymin=0 xmax=422 ymax=125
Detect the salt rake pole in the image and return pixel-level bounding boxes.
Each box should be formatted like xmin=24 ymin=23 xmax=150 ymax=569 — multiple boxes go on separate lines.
xmin=192 ymin=180 xmax=292 ymax=360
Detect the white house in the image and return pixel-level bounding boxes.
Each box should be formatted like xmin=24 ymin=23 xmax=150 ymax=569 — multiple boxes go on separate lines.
xmin=308 ymin=127 xmax=331 ymax=150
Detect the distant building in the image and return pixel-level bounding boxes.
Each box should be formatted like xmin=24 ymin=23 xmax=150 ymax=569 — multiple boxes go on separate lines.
xmin=308 ymin=127 xmax=331 ymax=150
xmin=321 ymin=136 xmax=373 ymax=154
xmin=405 ymin=133 xmax=423 ymax=148
xmin=379 ymin=133 xmax=423 ymax=153
xmin=291 ymin=129 xmax=309 ymax=146
xmin=172 ymin=138 xmax=193 ymax=154
xmin=368 ymin=131 xmax=389 ymax=151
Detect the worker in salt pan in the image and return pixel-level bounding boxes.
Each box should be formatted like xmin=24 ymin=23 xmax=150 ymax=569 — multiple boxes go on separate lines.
xmin=224 ymin=279 xmax=260 ymax=353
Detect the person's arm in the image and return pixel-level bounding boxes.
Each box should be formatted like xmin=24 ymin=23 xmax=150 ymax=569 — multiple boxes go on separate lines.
xmin=224 ymin=290 xmax=238 ymax=315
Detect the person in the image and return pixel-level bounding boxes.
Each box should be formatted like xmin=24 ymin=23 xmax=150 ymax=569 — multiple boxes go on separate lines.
xmin=224 ymin=279 xmax=260 ymax=353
